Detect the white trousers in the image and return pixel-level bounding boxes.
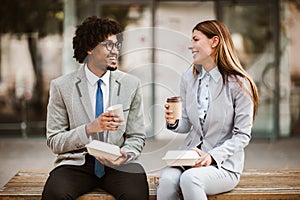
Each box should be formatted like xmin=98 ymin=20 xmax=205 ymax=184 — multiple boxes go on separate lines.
xmin=157 ymin=166 xmax=239 ymax=200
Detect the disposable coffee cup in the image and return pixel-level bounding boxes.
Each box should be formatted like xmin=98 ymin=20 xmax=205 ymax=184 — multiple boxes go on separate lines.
xmin=107 ymin=104 xmax=124 ymax=121
xmin=166 ymin=96 xmax=182 ymax=120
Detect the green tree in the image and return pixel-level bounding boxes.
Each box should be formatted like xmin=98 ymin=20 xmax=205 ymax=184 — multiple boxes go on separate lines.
xmin=0 ymin=0 xmax=63 ymax=35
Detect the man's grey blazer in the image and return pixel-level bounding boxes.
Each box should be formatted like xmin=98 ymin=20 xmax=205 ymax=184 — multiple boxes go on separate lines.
xmin=173 ymin=67 xmax=254 ymax=174
xmin=46 ymin=66 xmax=146 ymax=168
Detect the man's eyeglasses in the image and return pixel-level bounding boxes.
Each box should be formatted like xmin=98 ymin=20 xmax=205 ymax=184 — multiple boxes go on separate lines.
xmin=100 ymin=40 xmax=122 ymax=52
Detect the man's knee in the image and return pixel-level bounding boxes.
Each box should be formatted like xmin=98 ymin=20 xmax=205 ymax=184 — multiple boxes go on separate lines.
xmin=42 ymin=186 xmax=74 ymax=200
xmin=118 ymin=190 xmax=149 ymax=200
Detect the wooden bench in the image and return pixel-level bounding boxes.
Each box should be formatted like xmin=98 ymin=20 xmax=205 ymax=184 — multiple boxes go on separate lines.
xmin=0 ymin=168 xmax=300 ymax=200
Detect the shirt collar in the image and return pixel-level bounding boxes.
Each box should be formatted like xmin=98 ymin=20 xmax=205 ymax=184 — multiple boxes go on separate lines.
xmin=198 ymin=66 xmax=221 ymax=83
xmin=84 ymin=64 xmax=110 ymax=86
xmin=198 ymin=67 xmax=206 ymax=79
xmin=209 ymin=66 xmax=222 ymax=83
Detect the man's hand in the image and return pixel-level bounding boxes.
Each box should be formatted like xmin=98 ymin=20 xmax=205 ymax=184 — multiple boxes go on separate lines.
xmin=86 ymin=112 xmax=124 ymax=135
xmin=95 ymin=149 xmax=128 ymax=167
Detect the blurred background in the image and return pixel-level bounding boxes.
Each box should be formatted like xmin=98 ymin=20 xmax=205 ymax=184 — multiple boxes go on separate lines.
xmin=1 ymin=0 xmax=300 ymax=188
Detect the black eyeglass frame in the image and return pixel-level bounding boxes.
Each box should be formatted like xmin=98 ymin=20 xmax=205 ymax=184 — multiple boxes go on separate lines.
xmin=100 ymin=40 xmax=122 ymax=52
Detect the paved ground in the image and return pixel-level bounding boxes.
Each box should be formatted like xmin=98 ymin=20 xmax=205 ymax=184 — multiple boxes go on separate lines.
xmin=1 ymin=133 xmax=300 ymax=188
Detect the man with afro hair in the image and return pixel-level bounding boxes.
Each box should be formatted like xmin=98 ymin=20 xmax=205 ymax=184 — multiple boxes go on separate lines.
xmin=42 ymin=16 xmax=149 ymax=200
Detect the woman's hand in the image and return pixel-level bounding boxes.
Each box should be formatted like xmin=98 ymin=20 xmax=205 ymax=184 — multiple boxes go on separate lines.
xmin=192 ymin=147 xmax=213 ymax=167
xmin=165 ymin=104 xmax=176 ymax=125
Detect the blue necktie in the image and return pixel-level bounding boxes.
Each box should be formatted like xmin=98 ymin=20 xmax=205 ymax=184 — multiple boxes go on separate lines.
xmin=94 ymin=79 xmax=105 ymax=178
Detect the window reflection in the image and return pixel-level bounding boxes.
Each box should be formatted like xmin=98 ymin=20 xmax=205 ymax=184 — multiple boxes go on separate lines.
xmin=220 ymin=1 xmax=281 ymax=139
xmin=0 ymin=0 xmax=299 ymax=139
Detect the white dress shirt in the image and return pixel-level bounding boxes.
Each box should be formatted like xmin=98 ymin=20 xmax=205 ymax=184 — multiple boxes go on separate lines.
xmin=197 ymin=66 xmax=222 ymax=128
xmin=85 ymin=64 xmax=110 ymax=142
xmin=197 ymin=67 xmax=210 ymax=121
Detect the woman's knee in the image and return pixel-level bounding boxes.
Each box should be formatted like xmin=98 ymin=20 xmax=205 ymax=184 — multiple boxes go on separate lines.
xmin=157 ymin=168 xmax=182 ymax=199
xmin=180 ymin=169 xmax=206 ymax=190
xmin=159 ymin=174 xmax=178 ymax=187
xmin=157 ymin=176 xmax=180 ymax=200
xmin=158 ymin=168 xmax=182 ymax=189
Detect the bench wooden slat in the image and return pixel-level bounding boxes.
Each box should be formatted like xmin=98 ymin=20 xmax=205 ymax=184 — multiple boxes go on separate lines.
xmin=1 ymin=168 xmax=300 ymax=200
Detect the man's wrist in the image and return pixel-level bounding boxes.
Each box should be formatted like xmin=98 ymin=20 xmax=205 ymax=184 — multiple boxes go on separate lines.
xmin=126 ymin=152 xmax=135 ymax=162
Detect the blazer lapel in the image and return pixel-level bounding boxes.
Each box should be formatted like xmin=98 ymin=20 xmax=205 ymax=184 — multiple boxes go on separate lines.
xmin=204 ymin=75 xmax=223 ymax=132
xmin=107 ymin=71 xmax=124 ymax=143
xmin=109 ymin=71 xmax=122 ymax=106
xmin=75 ymin=67 xmax=94 ymax=122
xmin=187 ymin=76 xmax=202 ymax=133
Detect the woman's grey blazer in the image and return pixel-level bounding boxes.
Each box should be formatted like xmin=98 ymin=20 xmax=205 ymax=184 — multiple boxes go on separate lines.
xmin=46 ymin=66 xmax=146 ymax=168
xmin=173 ymin=66 xmax=254 ymax=174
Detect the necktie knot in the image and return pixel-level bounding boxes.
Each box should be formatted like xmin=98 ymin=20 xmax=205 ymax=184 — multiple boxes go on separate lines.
xmin=98 ymin=79 xmax=102 ymax=87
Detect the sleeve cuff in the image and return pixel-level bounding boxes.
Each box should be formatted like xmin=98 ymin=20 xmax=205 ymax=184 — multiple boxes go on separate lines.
xmin=125 ymin=152 xmax=135 ymax=163
xmin=209 ymin=151 xmax=222 ymax=169
xmin=166 ymin=119 xmax=179 ymax=130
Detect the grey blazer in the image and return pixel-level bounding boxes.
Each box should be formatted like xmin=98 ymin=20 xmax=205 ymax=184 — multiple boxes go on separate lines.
xmin=172 ymin=66 xmax=254 ymax=174
xmin=46 ymin=66 xmax=146 ymax=168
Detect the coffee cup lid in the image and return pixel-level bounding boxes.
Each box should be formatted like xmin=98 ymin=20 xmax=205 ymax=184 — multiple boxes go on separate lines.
xmin=167 ymin=96 xmax=182 ymax=102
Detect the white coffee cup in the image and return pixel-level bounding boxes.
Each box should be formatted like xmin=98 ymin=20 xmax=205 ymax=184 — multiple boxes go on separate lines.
xmin=107 ymin=104 xmax=124 ymax=121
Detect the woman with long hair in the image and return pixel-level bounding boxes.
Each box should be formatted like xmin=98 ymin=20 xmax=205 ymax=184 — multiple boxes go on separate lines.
xmin=157 ymin=20 xmax=259 ymax=200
